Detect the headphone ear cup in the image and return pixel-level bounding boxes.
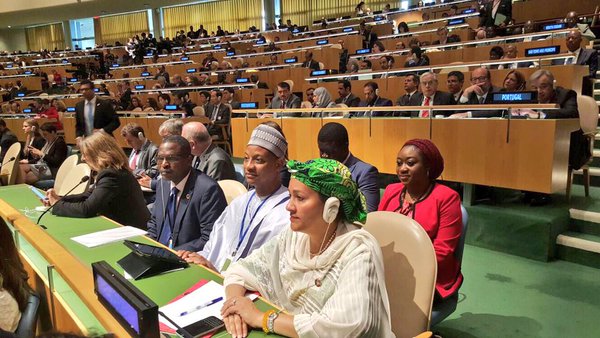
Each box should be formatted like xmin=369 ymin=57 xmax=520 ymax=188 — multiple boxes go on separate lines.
xmin=138 ymin=131 xmax=144 ymax=140
xmin=322 ymin=197 xmax=340 ymax=224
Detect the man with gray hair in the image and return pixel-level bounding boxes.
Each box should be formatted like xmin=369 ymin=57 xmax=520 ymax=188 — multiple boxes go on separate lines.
xmin=177 ymin=123 xmax=291 ymax=272
xmin=182 ymin=121 xmax=236 ymax=181
xmin=139 ymin=118 xmax=183 ymax=190
xmin=407 ymin=71 xmax=455 ymax=117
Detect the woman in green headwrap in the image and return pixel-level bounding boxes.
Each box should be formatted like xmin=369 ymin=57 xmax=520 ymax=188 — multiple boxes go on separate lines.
xmin=221 ymin=159 xmax=394 ymax=338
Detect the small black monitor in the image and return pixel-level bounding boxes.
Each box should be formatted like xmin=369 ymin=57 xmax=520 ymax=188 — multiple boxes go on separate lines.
xmin=341 ymin=15 xmax=351 ymax=20
xmin=16 ymin=92 xmax=25 ymax=97
xmin=343 ymin=27 xmax=354 ymax=32
xmin=462 ymin=8 xmax=476 ymax=14
xmin=23 ymin=108 xmax=32 ymax=113
xmin=213 ymin=45 xmax=222 ymax=50
xmin=112 ymin=63 xmax=119 ymax=68
xmin=373 ymin=10 xmax=383 ymax=14
xmin=311 ymin=69 xmax=328 ymax=76
xmin=448 ymin=18 xmax=465 ymax=26
xmin=165 ymin=104 xmax=178 ymax=111
xmin=542 ymin=23 xmax=566 ymax=31
xmin=180 ymin=56 xmax=189 ymax=61
xmin=236 ymin=78 xmax=249 ymax=83
xmin=69 ymin=78 xmax=77 ymax=82
xmin=186 ymin=68 xmax=197 ymax=73
xmin=374 ymin=16 xmax=386 ymax=22
xmin=356 ymin=48 xmax=371 ymax=54
xmin=146 ymin=51 xmax=153 ymax=56
xmin=93 ymin=88 xmax=99 ymax=92
xmin=240 ymin=102 xmax=258 ymax=109
xmin=492 ymin=91 xmax=538 ymax=104
xmin=134 ymin=85 xmax=145 ymax=90
xmin=6 ymin=64 xmax=13 ymax=68
xmin=67 ymin=107 xmax=76 ymax=112
xmin=317 ymin=39 xmax=328 ymax=45
xmin=226 ymin=51 xmax=235 ymax=56
xmin=24 ymin=71 xmax=32 ymax=75
xmin=141 ymin=72 xmax=150 ymax=77
xmin=284 ymin=57 xmax=298 ymax=64
xmin=525 ymin=45 xmax=560 ymax=57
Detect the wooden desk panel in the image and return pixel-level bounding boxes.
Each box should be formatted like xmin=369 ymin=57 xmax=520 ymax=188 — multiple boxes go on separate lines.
xmin=280 ymin=118 xmax=322 ymax=161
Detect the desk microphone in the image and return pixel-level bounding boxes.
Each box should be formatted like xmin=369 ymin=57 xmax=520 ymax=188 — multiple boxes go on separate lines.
xmin=37 ymin=175 xmax=90 ymax=226
xmin=0 ymin=156 xmax=16 ymax=170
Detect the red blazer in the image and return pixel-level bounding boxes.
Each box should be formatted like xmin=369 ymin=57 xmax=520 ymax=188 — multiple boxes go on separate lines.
xmin=37 ymin=107 xmax=63 ymax=130
xmin=378 ymin=182 xmax=463 ymax=298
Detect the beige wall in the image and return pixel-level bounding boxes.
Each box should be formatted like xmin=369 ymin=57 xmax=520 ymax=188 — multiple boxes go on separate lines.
xmin=0 ymin=28 xmax=27 ymax=52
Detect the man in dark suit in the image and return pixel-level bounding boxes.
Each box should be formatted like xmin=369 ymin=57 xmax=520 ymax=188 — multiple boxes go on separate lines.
xmin=335 ymin=80 xmax=361 ymax=107
xmin=206 ymin=90 xmax=231 ymax=137
xmin=498 ymin=45 xmax=535 ymax=69
xmin=182 ymin=122 xmax=236 ymax=181
xmin=552 ymin=29 xmax=598 ymax=96
xmin=450 ymin=67 xmax=502 ymax=118
xmin=121 ymin=123 xmax=158 ymax=178
xmin=479 ymin=0 xmax=512 ymax=27
xmin=356 ymin=82 xmax=393 ymax=117
xmin=446 ymin=71 xmax=464 ymax=102
xmin=396 ymin=73 xmax=421 ymax=106
xmin=146 ymin=136 xmax=227 ymax=251
xmin=301 ymin=51 xmax=321 ymax=71
xmin=318 ymin=122 xmax=380 ymax=212
xmin=222 ymin=88 xmax=241 ymax=110
xmin=75 ymin=79 xmax=120 ymax=143
xmin=432 ymin=26 xmax=461 ymax=46
xmin=175 ymin=91 xmax=196 ymax=117
xmin=408 ymin=72 xmax=456 ymax=117
xmin=267 ymin=82 xmax=301 ymax=109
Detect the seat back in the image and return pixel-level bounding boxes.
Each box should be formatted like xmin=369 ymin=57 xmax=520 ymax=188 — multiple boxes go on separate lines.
xmin=218 ymin=179 xmax=248 ymax=204
xmin=456 ymin=205 xmax=469 ymax=263
xmin=15 ymin=293 xmax=40 ymax=338
xmin=192 ymin=105 xmax=206 ymax=117
xmin=1 ymin=142 xmax=22 ymax=185
xmin=58 ymin=163 xmax=91 ymax=196
xmin=318 ymin=62 xmax=325 ymax=70
xmin=53 ymin=154 xmax=79 ymax=194
xmin=577 ymin=95 xmax=599 ymax=135
xmin=364 ymin=211 xmax=437 ymax=337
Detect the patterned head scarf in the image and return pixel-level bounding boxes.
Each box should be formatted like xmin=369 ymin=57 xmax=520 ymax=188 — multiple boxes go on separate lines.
xmin=402 ymin=139 xmax=444 ymax=180
xmin=287 ymin=158 xmax=367 ymax=224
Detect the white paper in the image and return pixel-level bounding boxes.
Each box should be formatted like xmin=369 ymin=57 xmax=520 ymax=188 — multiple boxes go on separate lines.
xmin=159 ymin=280 xmax=258 ymax=330
xmin=71 ymin=226 xmax=147 ymax=248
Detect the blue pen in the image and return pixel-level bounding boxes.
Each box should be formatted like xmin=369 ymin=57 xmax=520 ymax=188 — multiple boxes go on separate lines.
xmin=179 ymin=296 xmax=223 ymax=316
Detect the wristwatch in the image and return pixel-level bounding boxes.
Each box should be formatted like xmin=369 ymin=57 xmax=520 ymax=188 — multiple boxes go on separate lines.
xmin=267 ymin=310 xmax=281 ymax=333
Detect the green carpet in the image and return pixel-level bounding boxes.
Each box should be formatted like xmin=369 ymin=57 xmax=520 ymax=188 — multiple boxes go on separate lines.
xmin=436 ymin=245 xmax=600 ymax=338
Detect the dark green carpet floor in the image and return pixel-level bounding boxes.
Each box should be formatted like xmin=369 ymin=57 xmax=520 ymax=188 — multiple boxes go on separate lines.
xmin=436 ymin=244 xmax=600 ymax=338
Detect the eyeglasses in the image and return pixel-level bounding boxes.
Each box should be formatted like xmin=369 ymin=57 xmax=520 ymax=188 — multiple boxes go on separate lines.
xmin=156 ymin=155 xmax=184 ymax=163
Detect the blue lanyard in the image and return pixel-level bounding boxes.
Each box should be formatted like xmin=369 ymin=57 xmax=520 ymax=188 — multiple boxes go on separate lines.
xmin=235 ymin=191 xmax=275 ymax=255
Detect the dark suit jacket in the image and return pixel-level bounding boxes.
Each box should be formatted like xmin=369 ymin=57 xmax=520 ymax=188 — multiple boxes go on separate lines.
xmin=432 ymin=35 xmax=461 ymax=46
xmin=75 ymin=97 xmax=120 ymax=137
xmin=356 ymin=96 xmax=393 ymax=117
xmin=346 ymin=154 xmax=380 ymax=212
xmin=480 ymin=0 xmax=512 ymax=27
xmin=147 ymin=169 xmax=227 ymax=251
xmin=335 ymin=93 xmax=361 ymax=107
xmin=576 ymin=48 xmax=598 ymax=78
xmin=53 ymin=168 xmax=150 ymax=229
xmin=131 ymin=139 xmax=158 ymax=178
xmin=540 ymin=87 xmax=578 ymax=119
xmin=196 ymin=143 xmax=236 ymax=181
xmin=302 ymin=60 xmax=321 ymax=71
xmin=463 ymin=86 xmax=503 ymax=118
xmin=268 ymin=94 xmax=302 ymax=116
xmin=0 ymin=129 xmax=18 ymax=162
xmin=396 ymin=91 xmax=419 ymax=106
xmin=408 ymin=91 xmax=456 ymax=117
xmin=40 ymin=136 xmax=68 ymax=178
xmin=180 ymin=100 xmax=197 ymax=118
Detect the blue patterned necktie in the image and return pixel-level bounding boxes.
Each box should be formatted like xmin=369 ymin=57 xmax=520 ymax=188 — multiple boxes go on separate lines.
xmin=158 ymin=187 xmax=179 ymax=247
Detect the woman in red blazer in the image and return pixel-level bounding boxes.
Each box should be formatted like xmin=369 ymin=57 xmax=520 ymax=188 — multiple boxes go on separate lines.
xmin=378 ymin=139 xmax=463 ymax=300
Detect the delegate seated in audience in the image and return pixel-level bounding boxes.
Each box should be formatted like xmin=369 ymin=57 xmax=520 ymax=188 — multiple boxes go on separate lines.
xmin=372 ymin=40 xmax=386 ymax=53
xmin=175 ymin=91 xmax=196 ymax=117
xmin=356 ymin=82 xmax=393 ymax=117
xmin=19 ymin=119 xmax=45 ymax=163
xmin=267 ymin=81 xmax=301 ymax=110
xmin=18 ymin=123 xmax=67 ymax=185
xmin=197 ymin=91 xmax=210 ymax=111
xmin=158 ymin=93 xmax=171 ymax=111
xmin=398 ymin=21 xmax=409 ymax=34
xmin=206 ymin=90 xmax=231 ymax=136
xmin=37 ymin=99 xmax=63 ymax=130
xmin=450 ymin=68 xmax=502 ymax=118
xmin=498 ymin=45 xmax=535 ymax=69
xmin=121 ymin=123 xmax=158 ymax=178
xmin=432 ymin=26 xmax=460 ymax=46
xmin=303 ymin=88 xmax=316 ymax=108
xmin=46 ymin=133 xmax=150 ymax=229
xmin=182 ymin=122 xmax=236 ymax=181
xmin=379 ymin=139 xmax=463 ymax=304
xmin=318 ymin=122 xmax=380 ymax=212
xmin=379 ymin=55 xmax=395 ymax=72
xmin=553 ymin=29 xmax=598 ymax=79
xmin=138 ymin=118 xmax=183 ymax=190
xmin=501 ymin=70 xmax=526 ymax=91
xmin=335 ymin=80 xmax=361 ymax=107
xmin=359 ymin=59 xmax=372 ymax=71
xmin=222 ymin=88 xmax=241 ymax=110
xmin=171 ymin=74 xmax=185 ymax=88
xmin=407 ymin=72 xmax=456 ymax=118
xmin=0 ymin=217 xmax=33 ymax=333
xmin=155 ymin=65 xmax=170 ymax=85
xmin=313 ymin=87 xmax=337 ymax=109
xmin=221 ymin=158 xmax=394 ymax=338
xmin=446 ymin=71 xmax=465 ymax=102
xmin=201 ymin=52 xmax=218 ymax=69
xmin=178 ymin=124 xmax=290 ymax=272
xmin=479 ymin=0 xmax=512 ymax=28
xmin=396 ymin=73 xmax=421 ymax=106
xmin=75 ymin=79 xmax=120 ymax=140
xmin=487 ymin=46 xmax=504 ymax=69
xmin=302 ymin=51 xmax=320 ymax=71
xmin=146 ymin=136 xmax=227 ymax=251
xmin=404 ymin=46 xmax=429 ymax=67
xmin=144 ymin=98 xmax=159 ymax=111
xmin=0 ymin=119 xmax=18 ymax=162
xmin=127 ymin=96 xmax=143 ymax=111
xmin=565 ymin=11 xmax=595 ymax=39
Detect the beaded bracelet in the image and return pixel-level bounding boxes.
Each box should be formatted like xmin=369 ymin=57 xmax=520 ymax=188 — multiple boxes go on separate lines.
xmin=262 ymin=310 xmax=276 ymax=333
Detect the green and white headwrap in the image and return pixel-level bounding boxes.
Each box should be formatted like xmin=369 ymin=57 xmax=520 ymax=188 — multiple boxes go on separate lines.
xmin=287 ymin=158 xmax=368 ymax=224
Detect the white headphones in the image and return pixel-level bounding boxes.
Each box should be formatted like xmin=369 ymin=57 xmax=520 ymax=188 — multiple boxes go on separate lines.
xmin=138 ymin=131 xmax=145 ymax=141
xmin=322 ymin=197 xmax=340 ymax=224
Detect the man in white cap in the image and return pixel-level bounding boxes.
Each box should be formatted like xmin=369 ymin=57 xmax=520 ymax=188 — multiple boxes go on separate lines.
xmin=177 ymin=123 xmax=291 ymax=272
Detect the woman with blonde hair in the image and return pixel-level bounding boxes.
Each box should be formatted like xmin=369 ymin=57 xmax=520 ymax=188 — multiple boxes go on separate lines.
xmin=44 ymin=133 xmax=150 ymax=228
xmin=18 ymin=122 xmax=67 ymax=184
xmin=19 ymin=118 xmax=45 ymax=163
